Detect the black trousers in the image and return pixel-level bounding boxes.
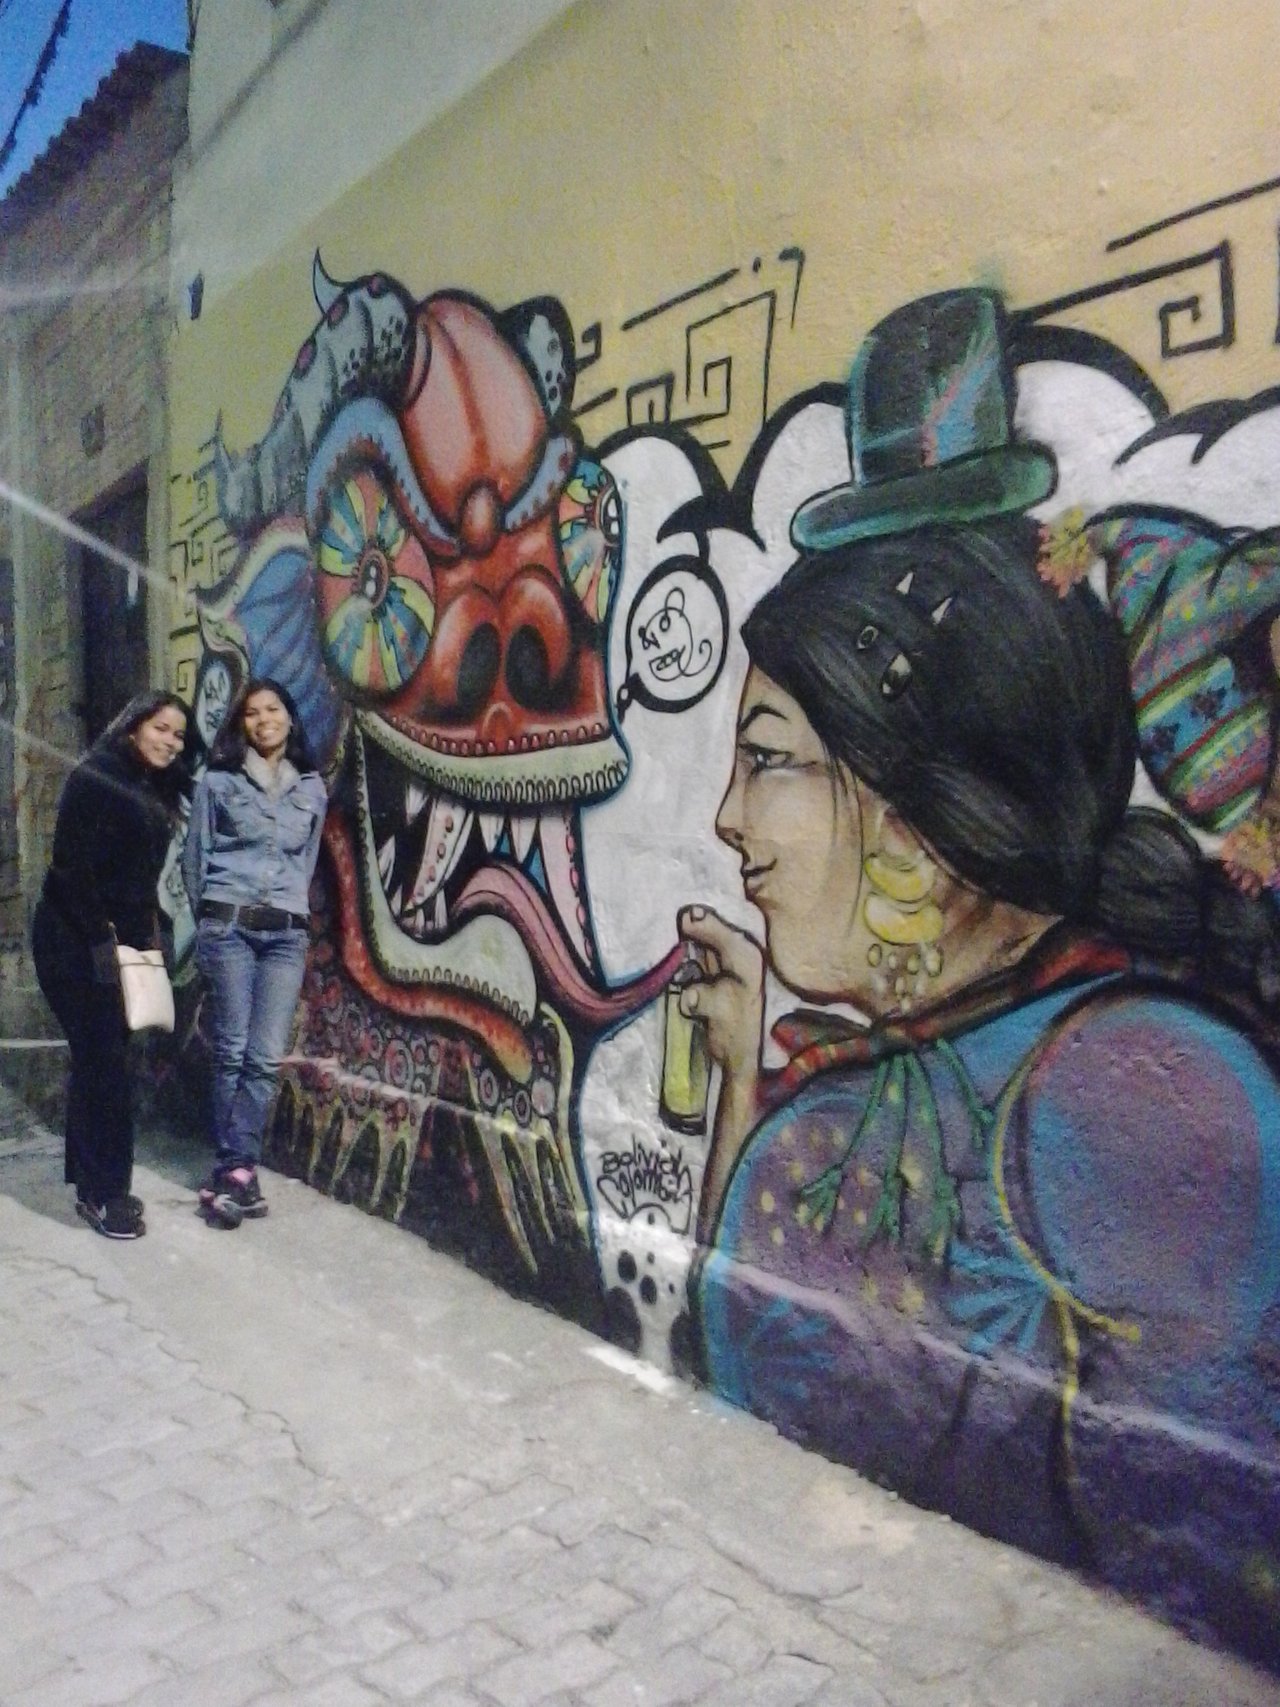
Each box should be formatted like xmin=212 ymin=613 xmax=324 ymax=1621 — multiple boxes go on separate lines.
xmin=32 ymin=902 xmax=135 ymax=1205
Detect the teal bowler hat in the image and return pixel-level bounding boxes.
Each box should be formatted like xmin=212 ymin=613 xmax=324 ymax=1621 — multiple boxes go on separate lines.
xmin=791 ymin=289 xmax=1057 ymax=551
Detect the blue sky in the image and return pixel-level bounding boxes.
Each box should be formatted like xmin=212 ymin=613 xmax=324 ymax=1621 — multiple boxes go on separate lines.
xmin=0 ymin=0 xmax=187 ymax=201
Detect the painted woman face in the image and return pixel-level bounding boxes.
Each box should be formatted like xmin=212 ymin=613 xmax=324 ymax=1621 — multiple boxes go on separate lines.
xmin=242 ymin=688 xmax=291 ymax=760
xmin=716 ymin=667 xmax=872 ymax=1003
xmin=130 ymin=705 xmax=187 ymax=771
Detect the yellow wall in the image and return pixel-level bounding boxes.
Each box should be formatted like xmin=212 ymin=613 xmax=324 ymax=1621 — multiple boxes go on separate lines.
xmin=168 ymin=0 xmax=1280 ymax=681
xmin=173 ymin=0 xmax=1279 ymax=419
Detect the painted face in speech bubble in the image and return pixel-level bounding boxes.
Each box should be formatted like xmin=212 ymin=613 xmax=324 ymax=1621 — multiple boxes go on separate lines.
xmin=615 ymin=557 xmax=728 ymax=720
xmin=193 ymin=652 xmax=237 ymax=751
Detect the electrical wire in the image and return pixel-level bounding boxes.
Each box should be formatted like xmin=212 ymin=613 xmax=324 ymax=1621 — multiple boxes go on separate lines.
xmin=0 ymin=0 xmax=74 ymax=177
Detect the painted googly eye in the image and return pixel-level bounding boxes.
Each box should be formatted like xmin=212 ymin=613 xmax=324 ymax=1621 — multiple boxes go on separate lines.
xmin=314 ymin=466 xmax=435 ymax=696
xmin=598 ymin=481 xmax=622 ymax=548
xmin=856 ymin=624 xmax=880 ymax=650
xmin=559 ymin=459 xmax=622 ymax=625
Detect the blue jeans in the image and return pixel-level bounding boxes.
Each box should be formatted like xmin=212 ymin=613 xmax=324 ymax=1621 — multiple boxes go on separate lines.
xmin=196 ymin=919 xmax=308 ymax=1171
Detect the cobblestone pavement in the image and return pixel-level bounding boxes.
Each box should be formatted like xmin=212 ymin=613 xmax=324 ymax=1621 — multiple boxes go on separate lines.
xmin=0 ymin=1084 xmax=1276 ymax=1707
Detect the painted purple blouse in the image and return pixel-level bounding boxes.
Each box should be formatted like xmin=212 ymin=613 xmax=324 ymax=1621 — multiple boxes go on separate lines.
xmin=693 ymin=935 xmax=1280 ymax=1596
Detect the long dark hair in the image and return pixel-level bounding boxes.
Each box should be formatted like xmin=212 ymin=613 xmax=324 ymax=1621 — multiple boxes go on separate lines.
xmin=742 ymin=517 xmax=1280 ymax=1010
xmin=95 ymin=689 xmax=192 ymax=813
xmin=207 ymin=676 xmax=317 ymax=773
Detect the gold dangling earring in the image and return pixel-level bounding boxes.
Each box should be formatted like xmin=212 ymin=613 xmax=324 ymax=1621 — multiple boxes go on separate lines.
xmin=862 ymin=818 xmax=944 ymax=1010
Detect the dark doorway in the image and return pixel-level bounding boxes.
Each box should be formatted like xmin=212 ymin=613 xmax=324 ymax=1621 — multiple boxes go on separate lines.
xmin=0 ymin=554 xmax=15 ymax=894
xmin=79 ymin=481 xmax=149 ymax=743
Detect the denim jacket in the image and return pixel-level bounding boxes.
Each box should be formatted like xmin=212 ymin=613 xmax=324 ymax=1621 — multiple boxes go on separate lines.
xmin=182 ymin=756 xmax=327 ymax=919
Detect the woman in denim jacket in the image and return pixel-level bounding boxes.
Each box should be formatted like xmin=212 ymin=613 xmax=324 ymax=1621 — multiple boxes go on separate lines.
xmin=183 ymin=678 xmax=326 ymax=1223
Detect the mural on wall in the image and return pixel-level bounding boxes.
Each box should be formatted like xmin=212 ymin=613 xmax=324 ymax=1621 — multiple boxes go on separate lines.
xmin=170 ymin=205 xmax=1280 ymax=1652
xmin=182 ymin=256 xmax=693 ymax=1305
xmin=667 ymin=290 xmax=1280 ymax=1647
xmin=567 ymin=247 xmax=806 ymax=477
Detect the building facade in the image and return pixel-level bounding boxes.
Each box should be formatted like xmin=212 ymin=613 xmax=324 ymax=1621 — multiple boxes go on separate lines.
xmin=0 ymin=43 xmax=188 ymax=1052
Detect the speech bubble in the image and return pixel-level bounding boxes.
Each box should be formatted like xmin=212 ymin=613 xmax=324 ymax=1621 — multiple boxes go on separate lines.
xmin=192 ymin=651 xmax=238 ymax=751
xmin=615 ymin=556 xmax=728 ymax=719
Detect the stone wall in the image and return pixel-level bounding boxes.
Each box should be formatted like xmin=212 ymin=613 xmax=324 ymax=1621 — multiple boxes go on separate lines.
xmin=0 ymin=58 xmax=185 ymax=1033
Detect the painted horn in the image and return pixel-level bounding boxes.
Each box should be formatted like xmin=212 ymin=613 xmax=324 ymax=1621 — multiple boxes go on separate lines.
xmin=212 ymin=254 xmax=421 ymax=535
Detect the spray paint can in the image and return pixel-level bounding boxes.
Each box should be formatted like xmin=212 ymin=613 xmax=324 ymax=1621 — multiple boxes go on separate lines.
xmin=660 ymin=957 xmax=710 ymax=1135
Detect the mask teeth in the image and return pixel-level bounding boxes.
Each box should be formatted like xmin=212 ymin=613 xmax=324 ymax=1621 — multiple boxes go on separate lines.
xmin=473 ymin=810 xmax=541 ymax=868
xmin=478 ymin=811 xmax=504 ymax=853
xmin=355 ymin=712 xmax=628 ymax=808
xmin=405 ymin=799 xmax=472 ymax=913
xmin=510 ymin=814 xmax=536 ymax=863
xmin=353 ymin=725 xmax=537 ymax=1020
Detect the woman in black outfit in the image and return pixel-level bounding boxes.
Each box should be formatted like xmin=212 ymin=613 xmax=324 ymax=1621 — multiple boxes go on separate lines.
xmin=32 ymin=690 xmax=190 ymax=1238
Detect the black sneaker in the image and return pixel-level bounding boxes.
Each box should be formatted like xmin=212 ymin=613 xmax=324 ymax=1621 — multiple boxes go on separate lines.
xmin=76 ymin=1198 xmax=145 ymax=1240
xmin=198 ymin=1168 xmax=267 ymax=1224
xmin=75 ymin=1191 xmax=143 ymax=1223
xmin=196 ymin=1178 xmax=241 ymax=1228
xmin=222 ymin=1167 xmax=268 ymax=1218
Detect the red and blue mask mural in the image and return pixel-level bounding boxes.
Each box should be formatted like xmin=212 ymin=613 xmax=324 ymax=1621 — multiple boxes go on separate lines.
xmin=190 ymin=257 xmax=681 ymax=1287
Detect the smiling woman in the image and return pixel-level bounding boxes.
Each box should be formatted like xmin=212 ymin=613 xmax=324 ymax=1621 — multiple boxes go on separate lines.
xmin=31 ymin=690 xmax=191 ymax=1238
xmin=182 ymin=677 xmax=327 ymax=1226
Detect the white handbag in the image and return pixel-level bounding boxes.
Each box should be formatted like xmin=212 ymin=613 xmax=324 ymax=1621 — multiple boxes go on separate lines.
xmin=113 ymin=940 xmax=175 ymax=1033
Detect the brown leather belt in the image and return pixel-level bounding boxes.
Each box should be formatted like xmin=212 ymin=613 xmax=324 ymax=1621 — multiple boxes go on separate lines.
xmin=199 ymin=900 xmax=308 ymax=932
